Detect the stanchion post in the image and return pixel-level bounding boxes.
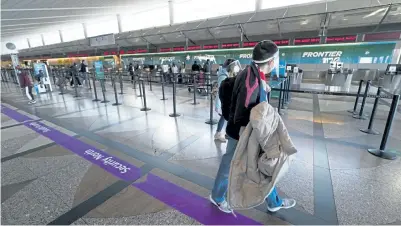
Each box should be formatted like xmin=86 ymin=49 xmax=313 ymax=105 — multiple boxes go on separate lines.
xmin=119 ymin=72 xmax=124 ymax=94
xmin=100 ymin=79 xmax=109 ymax=103
xmin=140 ymin=79 xmax=151 ymax=111
xmin=281 ymin=79 xmax=287 ymax=109
xmin=348 ymin=80 xmax=364 ymax=114
xmin=353 ymin=80 xmax=371 ymax=120
xmin=87 ymin=72 xmax=92 ymax=90
xmin=360 ymin=87 xmax=382 ymax=135
xmin=191 ymin=74 xmax=199 ymax=105
xmin=112 ymin=76 xmax=121 ymax=106
xmin=148 ymin=72 xmax=152 ymax=91
xmin=278 ymin=81 xmax=283 ymax=114
xmin=73 ymin=74 xmax=80 ymax=98
xmin=137 ymin=75 xmax=143 ymax=97
xmin=205 ymin=76 xmax=218 ymax=125
xmin=367 ymin=94 xmax=399 ymax=160
xmin=92 ymin=75 xmax=100 ymax=101
xmin=169 ymin=74 xmax=181 ymax=117
xmin=160 ymin=72 xmax=168 ymax=101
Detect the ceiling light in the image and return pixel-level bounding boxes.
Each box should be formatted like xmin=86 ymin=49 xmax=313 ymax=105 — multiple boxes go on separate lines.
xmin=363 ymin=8 xmax=387 ymax=18
xmin=300 ymin=20 xmax=309 ymax=25
xmin=343 ymin=18 xmax=348 ymax=21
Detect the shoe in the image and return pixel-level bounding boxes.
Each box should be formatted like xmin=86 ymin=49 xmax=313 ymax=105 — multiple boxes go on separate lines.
xmin=28 ymin=100 xmax=36 ymax=104
xmin=214 ymin=132 xmax=227 ymax=142
xmin=267 ymin=198 xmax=296 ymax=212
xmin=209 ymin=195 xmax=232 ymax=213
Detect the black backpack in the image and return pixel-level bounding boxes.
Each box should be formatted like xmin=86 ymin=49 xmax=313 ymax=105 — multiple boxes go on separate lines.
xmin=219 ymin=76 xmax=236 ymax=121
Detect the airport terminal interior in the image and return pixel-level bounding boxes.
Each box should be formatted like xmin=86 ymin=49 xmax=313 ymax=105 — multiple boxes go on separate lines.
xmin=1 ymin=0 xmax=401 ymax=225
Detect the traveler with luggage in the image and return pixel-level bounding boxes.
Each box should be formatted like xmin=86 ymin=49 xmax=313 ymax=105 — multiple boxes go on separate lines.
xmin=129 ymin=63 xmax=134 ymax=83
xmin=17 ymin=65 xmax=36 ymax=104
xmin=210 ymin=40 xmax=296 ymax=213
xmin=213 ymin=58 xmax=239 ymax=142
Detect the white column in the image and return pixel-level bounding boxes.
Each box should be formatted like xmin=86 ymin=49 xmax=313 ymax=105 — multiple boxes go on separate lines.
xmin=117 ymin=14 xmax=123 ymax=33
xmin=255 ymin=0 xmax=262 ymax=11
xmin=168 ymin=0 xmax=174 ymax=25
xmin=41 ymin=34 xmax=45 ymax=45
xmin=27 ymin=38 xmax=31 ymax=48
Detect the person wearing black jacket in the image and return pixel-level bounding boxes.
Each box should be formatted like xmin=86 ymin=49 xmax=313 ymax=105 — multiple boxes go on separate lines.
xmin=191 ymin=61 xmax=200 ymax=72
xmin=70 ymin=63 xmax=82 ymax=86
xmin=210 ymin=40 xmax=295 ymax=214
xmin=128 ymin=63 xmax=134 ymax=84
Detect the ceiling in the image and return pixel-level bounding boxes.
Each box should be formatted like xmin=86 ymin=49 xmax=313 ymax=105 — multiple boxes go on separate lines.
xmin=2 ymin=0 xmax=401 ymax=58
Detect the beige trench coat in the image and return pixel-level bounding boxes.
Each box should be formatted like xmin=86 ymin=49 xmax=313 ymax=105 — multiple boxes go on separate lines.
xmin=227 ymin=102 xmax=297 ymax=210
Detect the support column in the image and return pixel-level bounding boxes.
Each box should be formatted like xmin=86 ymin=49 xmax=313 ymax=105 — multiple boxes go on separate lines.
xmin=255 ymin=0 xmax=262 ymax=11
xmin=59 ymin=30 xmax=64 ymax=43
xmin=41 ymin=34 xmax=45 ymax=46
xmin=168 ymin=0 xmax=174 ymax=25
xmin=82 ymin=23 xmax=88 ymax=38
xmin=185 ymin=37 xmax=189 ymax=50
xmin=27 ymin=38 xmax=31 ymax=48
xmin=117 ymin=14 xmax=123 ymax=33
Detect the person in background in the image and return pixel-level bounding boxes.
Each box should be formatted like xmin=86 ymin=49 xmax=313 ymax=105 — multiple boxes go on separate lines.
xmin=213 ymin=58 xmax=236 ymax=142
xmin=36 ymin=69 xmax=44 ymax=83
xmin=17 ymin=65 xmax=36 ymax=104
xmin=70 ymin=63 xmax=82 ymax=87
xmin=203 ymin=59 xmax=211 ymax=74
xmin=210 ymin=40 xmax=296 ymax=213
xmin=191 ymin=61 xmax=200 ymax=72
xmin=80 ymin=60 xmax=87 ymax=85
xmin=172 ymin=63 xmax=179 ymax=74
xmin=128 ymin=63 xmax=134 ymax=84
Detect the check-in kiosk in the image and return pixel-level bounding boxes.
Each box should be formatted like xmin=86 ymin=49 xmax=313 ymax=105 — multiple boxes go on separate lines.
xmin=380 ymin=64 xmax=401 ymax=93
xmin=325 ymin=61 xmax=352 ymax=89
xmin=285 ymin=64 xmax=303 ymax=85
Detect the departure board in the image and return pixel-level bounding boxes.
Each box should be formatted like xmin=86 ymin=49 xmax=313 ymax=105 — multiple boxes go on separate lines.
xmin=203 ymin=44 xmax=219 ymax=50
xmin=159 ymin=48 xmax=171 ymax=52
xmin=273 ymin=39 xmax=290 ymax=46
xmin=221 ymin=43 xmax=240 ymax=48
xmin=187 ymin=45 xmax=201 ymax=51
xmin=136 ymin=49 xmax=148 ymax=53
xmin=104 ymin=51 xmax=117 ymax=55
xmin=126 ymin=50 xmax=137 ymax=54
xmin=294 ymin=37 xmax=321 ymax=45
xmin=326 ymin=35 xmax=357 ymax=43
xmin=364 ymin=32 xmax=401 ymax=41
xmin=173 ymin=46 xmax=185 ymax=52
xmin=243 ymin=42 xmax=258 ymax=47
xmin=68 ymin=53 xmax=89 ymax=57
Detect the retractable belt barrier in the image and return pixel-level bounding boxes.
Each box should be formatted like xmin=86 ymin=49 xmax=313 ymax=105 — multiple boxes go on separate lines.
xmin=205 ymin=76 xmax=218 ymax=125
xmin=92 ymin=74 xmax=100 ymax=102
xmin=169 ymin=74 xmax=181 ymax=117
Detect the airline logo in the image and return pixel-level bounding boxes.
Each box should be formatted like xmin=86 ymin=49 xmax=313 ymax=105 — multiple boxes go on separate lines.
xmin=302 ymin=51 xmax=343 ymax=63
xmin=239 ymin=54 xmax=252 ymax=59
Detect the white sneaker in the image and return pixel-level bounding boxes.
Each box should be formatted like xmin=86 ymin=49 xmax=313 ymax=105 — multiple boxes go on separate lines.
xmin=28 ymin=100 xmax=36 ymax=104
xmin=267 ymin=198 xmax=296 ymax=212
xmin=214 ymin=132 xmax=227 ymax=142
xmin=209 ymin=195 xmax=232 ymax=213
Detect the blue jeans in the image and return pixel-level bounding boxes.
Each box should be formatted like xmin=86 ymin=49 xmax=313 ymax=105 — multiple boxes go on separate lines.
xmin=211 ymin=136 xmax=282 ymax=208
xmin=216 ymin=116 xmax=226 ymax=133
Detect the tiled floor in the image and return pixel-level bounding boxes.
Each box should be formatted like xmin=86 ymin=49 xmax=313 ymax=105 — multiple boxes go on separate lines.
xmin=1 ymin=79 xmax=401 ymax=225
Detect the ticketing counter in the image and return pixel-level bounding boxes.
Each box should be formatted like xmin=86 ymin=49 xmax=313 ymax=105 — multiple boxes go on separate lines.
xmin=324 ymin=61 xmax=353 ymax=90
xmin=378 ymin=64 xmax=401 ymax=94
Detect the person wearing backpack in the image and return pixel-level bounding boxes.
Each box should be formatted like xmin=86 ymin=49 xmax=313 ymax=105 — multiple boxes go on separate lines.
xmin=210 ymin=40 xmax=295 ymax=213
xmin=213 ymin=58 xmax=239 ymax=142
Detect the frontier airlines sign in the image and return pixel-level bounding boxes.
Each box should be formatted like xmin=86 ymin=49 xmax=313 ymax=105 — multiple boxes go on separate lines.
xmin=302 ymin=51 xmax=343 ymax=63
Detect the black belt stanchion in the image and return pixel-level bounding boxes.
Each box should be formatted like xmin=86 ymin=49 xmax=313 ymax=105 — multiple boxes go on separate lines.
xmin=169 ymin=74 xmax=181 ymax=117
xmin=348 ymin=80 xmax=364 ymax=114
xmin=191 ymin=74 xmax=199 ymax=105
xmin=87 ymin=73 xmax=92 ymax=90
xmin=137 ymin=76 xmax=143 ymax=97
xmin=100 ymin=79 xmax=109 ymax=103
xmin=118 ymin=72 xmax=124 ymax=94
xmin=353 ymin=80 xmax=371 ymax=120
xmin=140 ymin=79 xmax=151 ymax=111
xmin=368 ymin=94 xmax=399 ymax=160
xmin=160 ymin=73 xmax=168 ymax=101
xmin=281 ymin=79 xmax=287 ymax=109
xmin=92 ymin=75 xmax=100 ymax=102
xmin=205 ymin=76 xmax=218 ymax=125
xmin=112 ymin=76 xmax=121 ymax=106
xmin=148 ymin=73 xmax=153 ymax=91
xmin=73 ymin=75 xmax=80 ymax=98
xmin=277 ymin=81 xmax=283 ymax=114
xmin=360 ymin=87 xmax=382 ymax=135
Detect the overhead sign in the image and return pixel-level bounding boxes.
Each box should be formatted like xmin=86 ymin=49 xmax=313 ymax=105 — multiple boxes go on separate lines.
xmin=221 ymin=43 xmax=240 ymax=49
xmin=90 ymin=34 xmax=115 ymax=47
xmin=203 ymin=44 xmax=219 ymax=50
xmin=173 ymin=46 xmax=185 ymax=52
xmin=326 ymin=35 xmax=357 ymax=43
xmin=67 ymin=53 xmax=89 ymax=57
xmin=159 ymin=48 xmax=171 ymax=52
xmin=364 ymin=32 xmax=401 ymax=41
xmin=273 ymin=39 xmax=290 ymax=46
xmin=187 ymin=45 xmax=201 ymax=51
xmin=294 ymin=37 xmax=321 ymax=45
xmin=137 ymin=49 xmax=148 ymax=53
xmin=243 ymin=42 xmax=258 ymax=47
xmin=104 ymin=51 xmax=118 ymax=56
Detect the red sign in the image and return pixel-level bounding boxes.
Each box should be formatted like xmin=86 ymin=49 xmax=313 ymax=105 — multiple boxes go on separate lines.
xmin=159 ymin=48 xmax=171 ymax=52
xmin=221 ymin=43 xmax=240 ymax=49
xmin=137 ymin=49 xmax=148 ymax=53
xmin=326 ymin=35 xmax=357 ymax=43
xmin=187 ymin=45 xmax=201 ymax=51
xmin=294 ymin=37 xmax=321 ymax=45
xmin=203 ymin=44 xmax=219 ymax=50
xmin=364 ymin=32 xmax=401 ymax=41
xmin=67 ymin=53 xmax=89 ymax=57
xmin=119 ymin=50 xmax=125 ymax=54
xmin=243 ymin=42 xmax=258 ymax=47
xmin=104 ymin=51 xmax=117 ymax=56
xmin=273 ymin=39 xmax=290 ymax=46
xmin=126 ymin=50 xmax=137 ymax=54
xmin=173 ymin=46 xmax=185 ymax=52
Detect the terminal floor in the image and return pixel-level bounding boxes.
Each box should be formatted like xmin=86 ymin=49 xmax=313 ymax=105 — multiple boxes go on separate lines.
xmin=1 ymin=80 xmax=401 ymax=225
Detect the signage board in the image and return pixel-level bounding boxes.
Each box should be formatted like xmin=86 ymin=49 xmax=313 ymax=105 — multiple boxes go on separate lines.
xmin=90 ymin=34 xmax=115 ymax=47
xmin=137 ymin=49 xmax=148 ymax=53
xmin=173 ymin=46 xmax=185 ymax=52
xmin=94 ymin=61 xmax=105 ymax=79
xmin=160 ymin=48 xmax=171 ymax=52
xmin=364 ymin=32 xmax=401 ymax=41
xmin=187 ymin=45 xmax=201 ymax=51
xmin=221 ymin=43 xmax=240 ymax=49
xmin=243 ymin=42 xmax=258 ymax=47
xmin=273 ymin=39 xmax=290 ymax=46
xmin=294 ymin=37 xmax=321 ymax=45
xmin=203 ymin=44 xmax=219 ymax=50
xmin=326 ymin=35 xmax=357 ymax=43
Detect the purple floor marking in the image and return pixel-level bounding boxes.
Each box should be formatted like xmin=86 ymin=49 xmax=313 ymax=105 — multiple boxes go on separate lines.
xmin=1 ymin=104 xmax=262 ymax=225
xmin=134 ymin=174 xmax=261 ymax=225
